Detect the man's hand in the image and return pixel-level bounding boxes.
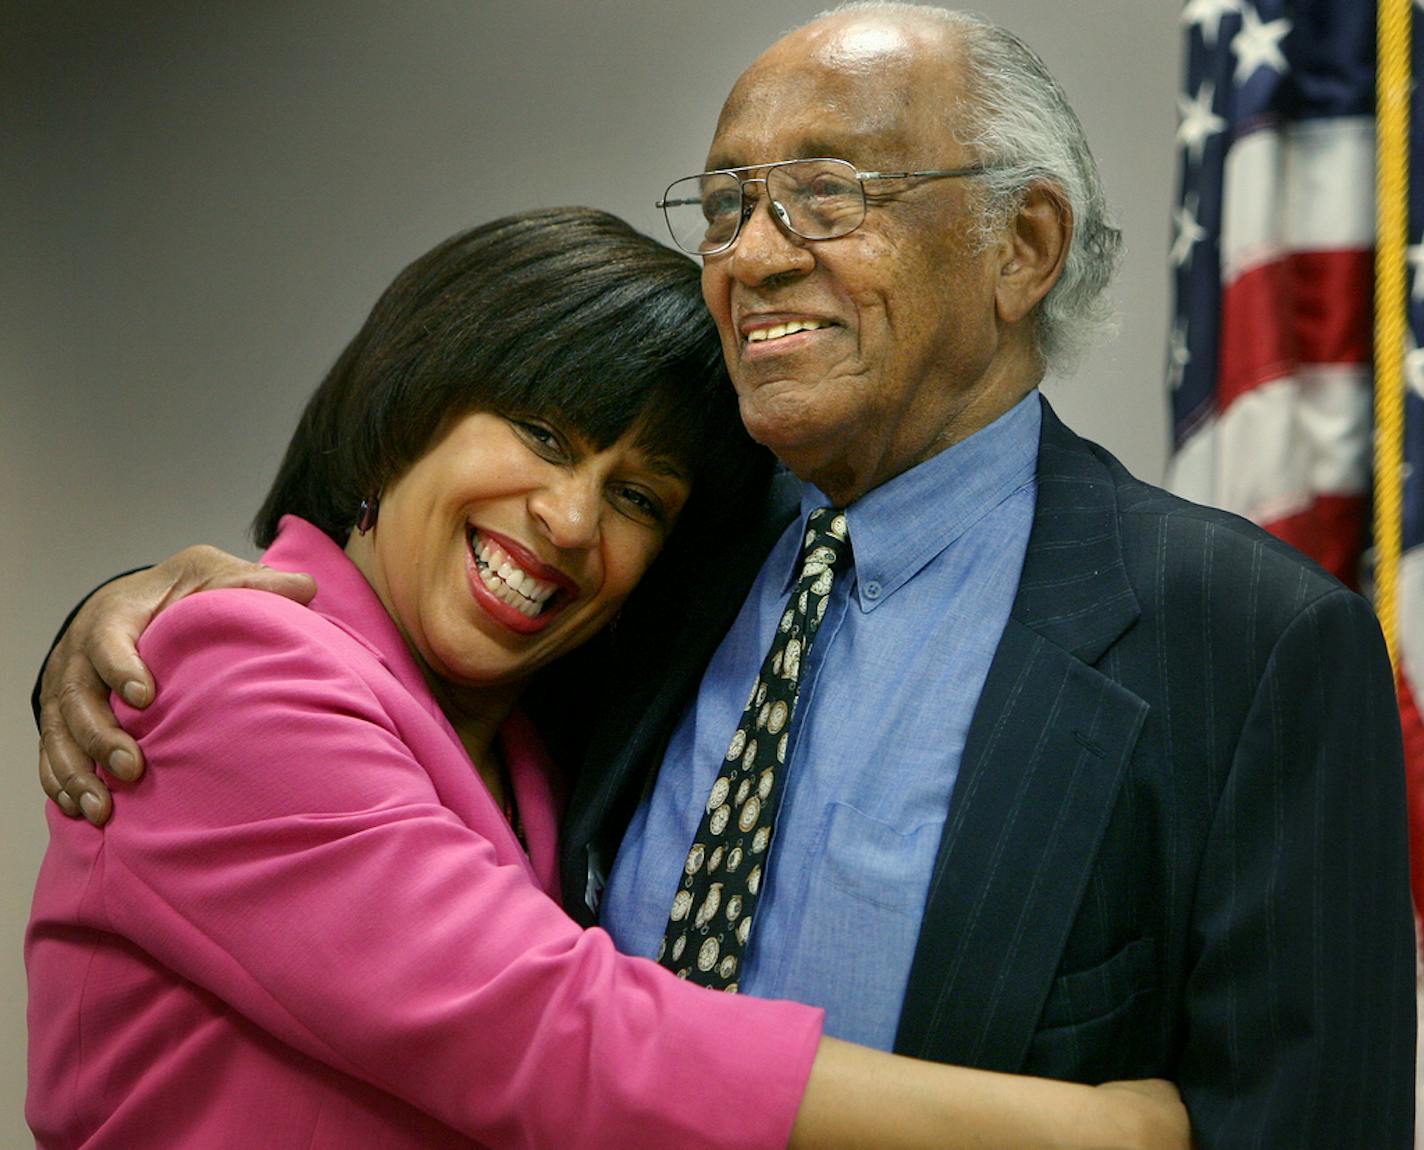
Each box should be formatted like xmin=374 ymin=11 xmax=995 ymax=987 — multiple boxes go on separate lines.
xmin=38 ymin=545 xmax=317 ymax=825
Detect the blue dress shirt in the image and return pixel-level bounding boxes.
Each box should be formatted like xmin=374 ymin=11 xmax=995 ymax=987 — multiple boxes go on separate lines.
xmin=602 ymin=391 xmax=1041 ymax=1049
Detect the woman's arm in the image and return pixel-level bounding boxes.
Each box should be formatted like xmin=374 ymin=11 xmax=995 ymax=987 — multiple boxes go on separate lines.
xmin=796 ymin=1038 xmax=1185 ymax=1150
xmin=35 ymin=585 xmax=1188 ymax=1150
xmin=36 ymin=587 xmax=817 ymax=1149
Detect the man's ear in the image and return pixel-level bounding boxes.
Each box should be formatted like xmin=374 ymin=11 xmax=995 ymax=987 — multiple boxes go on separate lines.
xmin=995 ymin=183 xmax=1071 ymax=325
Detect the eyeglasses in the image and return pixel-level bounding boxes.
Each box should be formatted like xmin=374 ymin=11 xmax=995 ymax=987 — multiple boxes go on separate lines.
xmin=656 ymin=157 xmax=991 ymax=255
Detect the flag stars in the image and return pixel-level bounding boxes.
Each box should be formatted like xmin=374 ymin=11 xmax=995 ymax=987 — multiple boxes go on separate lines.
xmin=1171 ymin=192 xmax=1208 ymax=269
xmin=1231 ymin=3 xmax=1291 ymax=85
xmin=1182 ymin=0 xmax=1244 ymax=50
xmin=1407 ymin=349 xmax=1424 ymax=401
xmin=1182 ymin=0 xmax=1242 ymax=50
xmin=1167 ymin=319 xmax=1192 ymax=391
xmin=1408 ymin=238 xmax=1424 ymax=301
xmin=1177 ymin=80 xmax=1226 ymax=166
xmin=1405 ymin=331 xmax=1424 ymax=401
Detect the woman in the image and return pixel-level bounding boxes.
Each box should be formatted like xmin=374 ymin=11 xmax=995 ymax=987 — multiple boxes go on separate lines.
xmin=28 ymin=207 xmax=1186 ymax=1148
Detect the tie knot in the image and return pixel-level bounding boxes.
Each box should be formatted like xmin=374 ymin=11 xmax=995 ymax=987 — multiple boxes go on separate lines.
xmin=799 ymin=507 xmax=851 ymax=582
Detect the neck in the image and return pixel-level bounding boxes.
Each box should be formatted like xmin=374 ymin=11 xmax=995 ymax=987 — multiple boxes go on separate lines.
xmin=422 ymin=673 xmax=523 ymax=777
xmin=810 ymin=332 xmax=1044 ymax=507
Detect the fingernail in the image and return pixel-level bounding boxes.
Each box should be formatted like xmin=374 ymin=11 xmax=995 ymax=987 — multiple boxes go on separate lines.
xmin=121 ymin=681 xmax=150 ymax=707
xmin=79 ymin=793 xmax=104 ymax=823
xmin=56 ymin=793 xmax=80 ymax=816
xmin=108 ymin=749 xmax=136 ymax=779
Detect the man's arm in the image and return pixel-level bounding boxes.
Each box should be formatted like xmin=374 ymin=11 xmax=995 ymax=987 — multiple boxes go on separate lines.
xmin=1179 ymin=588 xmax=1416 ymax=1147
xmin=34 ymin=545 xmax=315 ymax=824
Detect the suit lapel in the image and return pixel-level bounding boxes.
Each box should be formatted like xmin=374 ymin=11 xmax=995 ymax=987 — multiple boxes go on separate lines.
xmin=894 ymin=399 xmax=1148 ymax=1070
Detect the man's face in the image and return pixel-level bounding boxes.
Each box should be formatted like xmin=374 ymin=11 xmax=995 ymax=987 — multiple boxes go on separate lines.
xmin=700 ymin=17 xmax=1019 ymax=504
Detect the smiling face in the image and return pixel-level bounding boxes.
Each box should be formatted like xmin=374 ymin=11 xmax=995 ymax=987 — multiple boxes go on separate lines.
xmin=346 ymin=409 xmax=689 ymax=697
xmin=700 ymin=14 xmax=1046 ymax=504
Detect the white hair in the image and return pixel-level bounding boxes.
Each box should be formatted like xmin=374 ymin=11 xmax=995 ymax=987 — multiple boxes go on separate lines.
xmin=812 ymin=2 xmax=1122 ymax=374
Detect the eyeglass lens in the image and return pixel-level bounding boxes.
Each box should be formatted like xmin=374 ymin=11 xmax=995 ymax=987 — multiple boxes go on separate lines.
xmin=661 ymin=159 xmax=867 ymax=254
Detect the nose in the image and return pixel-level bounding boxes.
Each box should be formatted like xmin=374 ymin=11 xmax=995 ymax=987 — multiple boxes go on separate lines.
xmin=727 ymin=187 xmax=814 ymax=287
xmin=529 ymin=471 xmax=602 ymax=551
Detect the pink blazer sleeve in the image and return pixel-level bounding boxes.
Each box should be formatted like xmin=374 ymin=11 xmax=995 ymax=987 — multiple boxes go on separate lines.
xmin=98 ymin=589 xmax=822 ymax=1149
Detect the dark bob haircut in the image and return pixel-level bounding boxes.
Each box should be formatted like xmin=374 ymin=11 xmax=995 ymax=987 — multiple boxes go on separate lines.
xmin=253 ymin=206 xmax=766 ymax=551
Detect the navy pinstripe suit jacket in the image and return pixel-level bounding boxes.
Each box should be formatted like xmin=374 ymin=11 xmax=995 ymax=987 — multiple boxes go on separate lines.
xmin=562 ymin=396 xmax=1416 ymax=1148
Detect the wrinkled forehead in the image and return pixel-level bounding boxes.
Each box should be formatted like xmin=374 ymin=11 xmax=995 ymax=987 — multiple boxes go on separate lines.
xmin=707 ymin=17 xmax=964 ymax=170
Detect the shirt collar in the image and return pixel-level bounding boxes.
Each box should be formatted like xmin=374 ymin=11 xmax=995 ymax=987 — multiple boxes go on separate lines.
xmin=786 ymin=390 xmax=1041 ymax=606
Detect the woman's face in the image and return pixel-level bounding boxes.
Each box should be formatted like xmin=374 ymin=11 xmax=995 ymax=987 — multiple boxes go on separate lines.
xmin=347 ymin=410 xmax=691 ymax=691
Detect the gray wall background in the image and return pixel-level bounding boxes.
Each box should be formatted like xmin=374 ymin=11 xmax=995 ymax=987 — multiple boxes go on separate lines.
xmin=2 ymin=2 xmax=1179 ymax=1139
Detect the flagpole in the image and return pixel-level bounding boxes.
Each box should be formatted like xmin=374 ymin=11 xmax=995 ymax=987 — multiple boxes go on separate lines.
xmin=1376 ymin=0 xmax=1411 ymax=670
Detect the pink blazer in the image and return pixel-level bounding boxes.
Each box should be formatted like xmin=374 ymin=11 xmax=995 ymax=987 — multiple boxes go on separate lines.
xmin=27 ymin=516 xmax=821 ymax=1149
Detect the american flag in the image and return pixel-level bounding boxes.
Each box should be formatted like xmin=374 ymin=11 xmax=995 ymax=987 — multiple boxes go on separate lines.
xmin=1167 ymin=0 xmax=1374 ymax=582
xmin=1166 ymin=0 xmax=1424 ymax=1134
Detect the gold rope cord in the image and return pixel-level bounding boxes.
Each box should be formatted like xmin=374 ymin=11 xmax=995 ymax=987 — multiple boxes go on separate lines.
xmin=1375 ymin=0 xmax=1411 ymax=670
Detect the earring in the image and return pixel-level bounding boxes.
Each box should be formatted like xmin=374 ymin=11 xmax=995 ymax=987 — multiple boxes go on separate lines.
xmin=356 ymin=495 xmax=380 ymax=536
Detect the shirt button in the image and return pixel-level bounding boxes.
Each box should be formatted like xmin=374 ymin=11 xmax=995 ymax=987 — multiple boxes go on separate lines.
xmin=864 ymin=580 xmax=882 ymax=600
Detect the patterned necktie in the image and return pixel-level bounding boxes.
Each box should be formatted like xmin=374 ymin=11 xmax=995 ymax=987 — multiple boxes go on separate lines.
xmin=657 ymin=507 xmax=851 ymax=989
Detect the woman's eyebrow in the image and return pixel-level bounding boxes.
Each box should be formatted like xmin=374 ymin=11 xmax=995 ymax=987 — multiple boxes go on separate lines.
xmin=639 ymin=455 xmax=693 ymax=484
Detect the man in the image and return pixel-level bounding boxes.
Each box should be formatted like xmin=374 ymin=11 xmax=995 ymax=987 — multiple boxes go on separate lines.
xmin=37 ymin=5 xmax=1416 ymax=1145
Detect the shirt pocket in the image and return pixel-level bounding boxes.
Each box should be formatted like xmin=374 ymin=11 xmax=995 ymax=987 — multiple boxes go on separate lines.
xmin=818 ymin=800 xmax=942 ymax=912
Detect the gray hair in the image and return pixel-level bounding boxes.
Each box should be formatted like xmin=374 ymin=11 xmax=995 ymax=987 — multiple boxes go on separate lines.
xmin=813 ymin=2 xmax=1122 ymax=374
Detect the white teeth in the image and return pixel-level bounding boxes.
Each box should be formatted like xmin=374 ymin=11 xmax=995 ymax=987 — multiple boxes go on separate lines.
xmin=469 ymin=531 xmax=563 ymax=617
xmin=745 ymin=318 xmax=831 ymax=343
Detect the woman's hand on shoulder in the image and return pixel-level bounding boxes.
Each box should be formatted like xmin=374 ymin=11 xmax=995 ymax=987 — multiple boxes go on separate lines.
xmin=38 ymin=545 xmax=317 ymax=825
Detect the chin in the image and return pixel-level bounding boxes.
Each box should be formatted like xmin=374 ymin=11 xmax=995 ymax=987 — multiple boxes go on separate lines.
xmin=740 ymin=400 xmax=836 ymax=461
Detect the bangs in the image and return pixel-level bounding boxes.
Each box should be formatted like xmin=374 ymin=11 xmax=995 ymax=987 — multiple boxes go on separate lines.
xmin=391 ymin=221 xmax=734 ymax=481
